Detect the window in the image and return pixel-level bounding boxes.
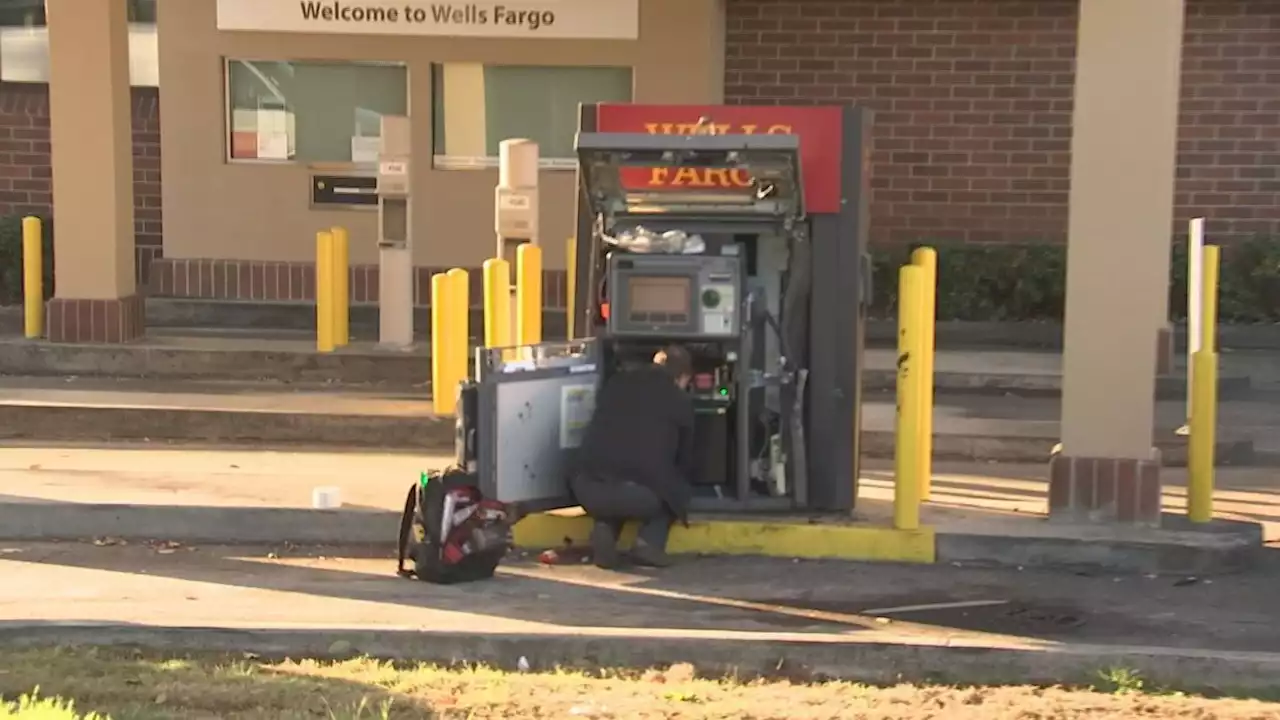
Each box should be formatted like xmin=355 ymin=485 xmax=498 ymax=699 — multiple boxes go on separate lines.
xmin=0 ymin=0 xmax=44 ymax=26
xmin=0 ymin=0 xmax=155 ymax=25
xmin=226 ymin=59 xmax=408 ymax=164
xmin=432 ymin=64 xmax=632 ymax=170
xmin=0 ymin=0 xmax=158 ymax=85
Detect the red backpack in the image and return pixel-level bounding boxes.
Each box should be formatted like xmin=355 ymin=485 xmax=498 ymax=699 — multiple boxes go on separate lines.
xmin=396 ymin=467 xmax=513 ymax=584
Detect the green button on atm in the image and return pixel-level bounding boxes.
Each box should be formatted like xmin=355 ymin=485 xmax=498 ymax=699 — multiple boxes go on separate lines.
xmin=701 ymin=288 xmax=721 ymax=308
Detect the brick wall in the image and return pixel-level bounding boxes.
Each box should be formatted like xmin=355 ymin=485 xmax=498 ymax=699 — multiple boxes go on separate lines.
xmin=133 ymin=87 xmax=163 ymax=285
xmin=1179 ymin=1 xmax=1280 ymax=240
xmin=0 ymin=83 xmax=163 ymax=282
xmin=726 ymin=0 xmax=1280 ymax=245
xmin=147 ymin=257 xmax=572 ymax=309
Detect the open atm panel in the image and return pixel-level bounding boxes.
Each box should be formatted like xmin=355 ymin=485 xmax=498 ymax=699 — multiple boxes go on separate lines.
xmin=468 ymin=340 xmax=602 ymax=514
xmin=575 ymin=131 xmax=805 ymax=236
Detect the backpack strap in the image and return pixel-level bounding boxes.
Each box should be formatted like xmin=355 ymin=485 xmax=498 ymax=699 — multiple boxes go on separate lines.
xmin=395 ymin=483 xmax=418 ymax=579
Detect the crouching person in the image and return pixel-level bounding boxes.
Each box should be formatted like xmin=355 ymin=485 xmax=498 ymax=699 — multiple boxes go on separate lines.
xmin=570 ymin=345 xmax=696 ymax=569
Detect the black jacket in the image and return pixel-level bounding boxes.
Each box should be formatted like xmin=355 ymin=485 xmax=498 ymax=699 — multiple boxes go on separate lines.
xmin=579 ymin=366 xmax=697 ymax=517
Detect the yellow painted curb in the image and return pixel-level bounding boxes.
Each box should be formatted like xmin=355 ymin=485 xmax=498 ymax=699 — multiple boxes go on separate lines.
xmin=514 ymin=510 xmax=936 ymax=564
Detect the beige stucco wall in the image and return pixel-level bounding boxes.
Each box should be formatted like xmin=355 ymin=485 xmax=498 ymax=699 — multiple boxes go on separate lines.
xmin=157 ymin=0 xmax=726 ymax=271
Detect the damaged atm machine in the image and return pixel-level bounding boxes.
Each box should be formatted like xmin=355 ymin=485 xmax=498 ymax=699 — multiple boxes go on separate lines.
xmin=457 ymin=104 xmax=873 ymax=517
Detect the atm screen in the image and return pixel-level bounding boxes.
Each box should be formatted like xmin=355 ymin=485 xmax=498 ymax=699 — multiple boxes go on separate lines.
xmin=627 ymin=276 xmax=691 ymax=322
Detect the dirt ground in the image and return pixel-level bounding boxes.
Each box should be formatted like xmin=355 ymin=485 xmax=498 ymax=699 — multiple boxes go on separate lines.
xmin=1 ymin=649 xmax=1279 ymax=720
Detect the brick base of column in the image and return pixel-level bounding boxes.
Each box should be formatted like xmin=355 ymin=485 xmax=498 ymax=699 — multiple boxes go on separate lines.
xmin=1049 ymin=449 xmax=1162 ymax=527
xmin=47 ymin=295 xmax=145 ymax=343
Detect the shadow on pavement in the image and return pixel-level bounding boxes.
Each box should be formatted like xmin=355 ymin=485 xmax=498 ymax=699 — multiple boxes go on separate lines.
xmin=1 ymin=543 xmax=881 ymax=636
xmin=7 ymin=539 xmax=1280 ymax=653
xmin=863 ymin=463 xmax=1280 ymax=539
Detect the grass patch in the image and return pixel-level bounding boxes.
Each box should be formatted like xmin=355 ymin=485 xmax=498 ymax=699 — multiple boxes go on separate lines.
xmin=1094 ymin=666 xmax=1147 ymax=695
xmin=0 ymin=690 xmax=107 ymax=720
xmin=0 ymin=647 xmax=1277 ymax=719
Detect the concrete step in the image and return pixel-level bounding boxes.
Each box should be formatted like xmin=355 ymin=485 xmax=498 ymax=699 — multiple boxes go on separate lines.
xmin=17 ymin=299 xmax=1280 ymax=352
xmin=859 ymin=365 xmax=1251 ymax=400
xmin=0 ymin=335 xmax=1255 ymax=400
xmin=0 ymin=333 xmax=435 ymax=387
xmin=859 ymin=389 xmax=1270 ymax=466
xmin=0 ymin=377 xmax=454 ymax=450
xmin=0 ymin=378 xmax=1268 ymax=466
xmin=9 ymin=300 xmax=1280 ymax=354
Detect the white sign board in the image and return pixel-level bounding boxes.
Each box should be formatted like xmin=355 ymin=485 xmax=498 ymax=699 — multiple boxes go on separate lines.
xmin=217 ymin=0 xmax=639 ymax=40
xmin=559 ymin=384 xmax=596 ymax=449
xmin=379 ymin=161 xmax=408 ymax=177
xmin=499 ymin=192 xmax=531 ymax=210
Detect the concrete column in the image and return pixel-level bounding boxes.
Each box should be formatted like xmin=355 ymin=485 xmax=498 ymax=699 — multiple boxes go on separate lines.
xmin=633 ymin=0 xmax=725 ymax=103
xmin=44 ymin=0 xmax=142 ymax=343
xmin=1051 ymin=0 xmax=1185 ymax=527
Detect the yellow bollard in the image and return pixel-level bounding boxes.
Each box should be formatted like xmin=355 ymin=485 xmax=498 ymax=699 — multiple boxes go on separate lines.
xmin=447 ymin=268 xmax=470 ymax=403
xmin=1201 ymin=244 xmax=1219 ymax=353
xmin=315 ymin=231 xmax=335 ymax=353
xmin=1187 ymin=351 xmax=1218 ymax=522
xmin=894 ymin=264 xmax=924 ymax=531
xmin=330 ymin=226 xmax=350 ymax=347
xmin=21 ymin=216 xmax=42 ymax=339
xmin=1187 ymin=244 xmax=1220 ymax=523
xmin=566 ymin=237 xmax=577 ymax=340
xmin=431 ymin=272 xmax=457 ymax=415
xmin=516 ymin=244 xmax=543 ymax=346
xmin=911 ymin=247 xmax=937 ymax=501
xmin=483 ymin=258 xmax=511 ymax=349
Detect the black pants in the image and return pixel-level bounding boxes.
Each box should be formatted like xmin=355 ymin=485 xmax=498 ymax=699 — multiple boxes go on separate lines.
xmin=570 ymin=473 xmax=674 ymax=550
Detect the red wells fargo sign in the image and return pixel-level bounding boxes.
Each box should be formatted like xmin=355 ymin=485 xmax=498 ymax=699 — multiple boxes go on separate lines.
xmin=595 ymin=104 xmax=845 ymax=215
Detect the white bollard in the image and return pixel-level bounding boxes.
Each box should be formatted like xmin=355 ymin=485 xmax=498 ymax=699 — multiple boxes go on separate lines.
xmin=1186 ymin=217 xmax=1205 ymax=424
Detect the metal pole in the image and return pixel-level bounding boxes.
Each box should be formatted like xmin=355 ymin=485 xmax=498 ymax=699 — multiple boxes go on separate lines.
xmin=565 ymin=236 xmax=577 ymax=340
xmin=331 ymin=225 xmax=350 ymax=347
xmin=894 ymin=264 xmax=924 ymax=531
xmin=1188 ymin=244 xmax=1220 ymax=523
xmin=483 ymin=258 xmax=511 ymax=349
xmin=516 ymin=244 xmax=543 ymax=346
xmin=21 ymin=216 xmax=42 ymax=339
xmin=447 ymin=267 xmax=470 ymax=397
xmin=911 ymin=247 xmax=937 ymax=501
xmin=1185 ymin=217 xmax=1205 ymax=425
xmin=315 ymin=231 xmax=335 ymax=353
xmin=430 ymin=272 xmax=454 ymax=414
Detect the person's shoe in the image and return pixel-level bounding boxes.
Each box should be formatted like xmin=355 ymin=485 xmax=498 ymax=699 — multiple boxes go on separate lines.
xmin=589 ymin=522 xmax=620 ymax=569
xmin=630 ymin=540 xmax=672 ymax=568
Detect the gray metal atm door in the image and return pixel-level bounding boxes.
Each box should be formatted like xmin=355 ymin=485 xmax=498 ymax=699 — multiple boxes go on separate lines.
xmin=474 ymin=339 xmax=602 ymax=513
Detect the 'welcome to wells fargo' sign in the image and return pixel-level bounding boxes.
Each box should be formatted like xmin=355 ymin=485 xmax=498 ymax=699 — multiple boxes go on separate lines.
xmin=595 ymin=104 xmax=845 ymax=215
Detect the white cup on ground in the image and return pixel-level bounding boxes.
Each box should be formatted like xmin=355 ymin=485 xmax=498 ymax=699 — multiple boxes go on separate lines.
xmin=312 ymin=487 xmax=342 ymax=509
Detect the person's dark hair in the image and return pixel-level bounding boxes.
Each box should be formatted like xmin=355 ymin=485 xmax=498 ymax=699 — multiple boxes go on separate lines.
xmin=653 ymin=345 xmax=693 ymax=379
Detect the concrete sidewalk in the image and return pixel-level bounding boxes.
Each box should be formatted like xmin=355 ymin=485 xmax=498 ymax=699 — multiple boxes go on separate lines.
xmin=6 ymin=445 xmax=1275 ymax=532
xmin=0 ymin=445 xmax=1266 ymax=574
xmin=2 ymin=542 xmax=1280 ymax=691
